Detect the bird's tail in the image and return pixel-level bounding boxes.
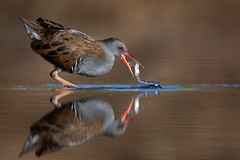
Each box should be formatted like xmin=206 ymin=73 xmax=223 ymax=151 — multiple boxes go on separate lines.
xmin=20 ymin=16 xmax=42 ymax=40
xmin=18 ymin=134 xmax=39 ymax=157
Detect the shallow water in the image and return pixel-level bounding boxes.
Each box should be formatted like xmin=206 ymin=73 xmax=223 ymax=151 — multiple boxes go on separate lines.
xmin=0 ymin=85 xmax=240 ymax=160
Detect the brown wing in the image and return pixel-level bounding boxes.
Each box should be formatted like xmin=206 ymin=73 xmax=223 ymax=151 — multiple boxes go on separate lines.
xmin=31 ymin=29 xmax=104 ymax=72
xmin=28 ymin=104 xmax=103 ymax=156
xmin=36 ymin=17 xmax=67 ymax=30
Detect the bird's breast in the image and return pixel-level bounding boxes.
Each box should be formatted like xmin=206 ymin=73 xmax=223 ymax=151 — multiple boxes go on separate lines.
xmin=72 ymin=54 xmax=115 ymax=77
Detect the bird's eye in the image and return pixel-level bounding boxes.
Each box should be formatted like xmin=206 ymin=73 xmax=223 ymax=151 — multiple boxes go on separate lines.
xmin=118 ymin=46 xmax=123 ymax=51
xmin=118 ymin=125 xmax=124 ymax=130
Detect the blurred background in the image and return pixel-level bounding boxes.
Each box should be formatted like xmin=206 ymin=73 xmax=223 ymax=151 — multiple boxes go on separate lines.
xmin=0 ymin=0 xmax=240 ymax=86
xmin=1 ymin=1 xmax=240 ymax=160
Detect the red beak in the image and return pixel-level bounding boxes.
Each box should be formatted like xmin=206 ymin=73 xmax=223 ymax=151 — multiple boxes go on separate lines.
xmin=121 ymin=99 xmax=133 ymax=123
xmin=120 ymin=98 xmax=138 ymax=124
xmin=120 ymin=53 xmax=144 ymax=77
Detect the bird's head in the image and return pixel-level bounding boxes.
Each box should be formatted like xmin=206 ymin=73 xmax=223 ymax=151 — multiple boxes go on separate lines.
xmin=102 ymin=38 xmax=143 ymax=77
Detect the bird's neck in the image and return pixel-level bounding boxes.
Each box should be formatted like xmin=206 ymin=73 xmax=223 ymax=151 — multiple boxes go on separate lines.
xmin=101 ymin=41 xmax=115 ymax=64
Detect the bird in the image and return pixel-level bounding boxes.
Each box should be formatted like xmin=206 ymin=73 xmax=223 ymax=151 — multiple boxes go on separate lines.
xmin=20 ymin=16 xmax=143 ymax=88
xmin=19 ymin=90 xmax=137 ymax=157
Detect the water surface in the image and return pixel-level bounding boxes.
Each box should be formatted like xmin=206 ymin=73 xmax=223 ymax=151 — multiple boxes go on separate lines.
xmin=0 ymin=85 xmax=240 ymax=160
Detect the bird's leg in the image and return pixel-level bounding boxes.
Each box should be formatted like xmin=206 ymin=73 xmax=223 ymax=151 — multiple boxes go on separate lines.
xmin=50 ymin=68 xmax=77 ymax=88
xmin=50 ymin=90 xmax=74 ymax=108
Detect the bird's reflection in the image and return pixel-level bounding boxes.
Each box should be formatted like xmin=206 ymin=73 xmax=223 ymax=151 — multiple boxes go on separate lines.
xmin=19 ymin=90 xmax=159 ymax=157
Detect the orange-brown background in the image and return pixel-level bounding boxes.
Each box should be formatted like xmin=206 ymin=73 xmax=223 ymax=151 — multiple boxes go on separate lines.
xmin=0 ymin=0 xmax=240 ymax=86
xmin=0 ymin=1 xmax=240 ymax=160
